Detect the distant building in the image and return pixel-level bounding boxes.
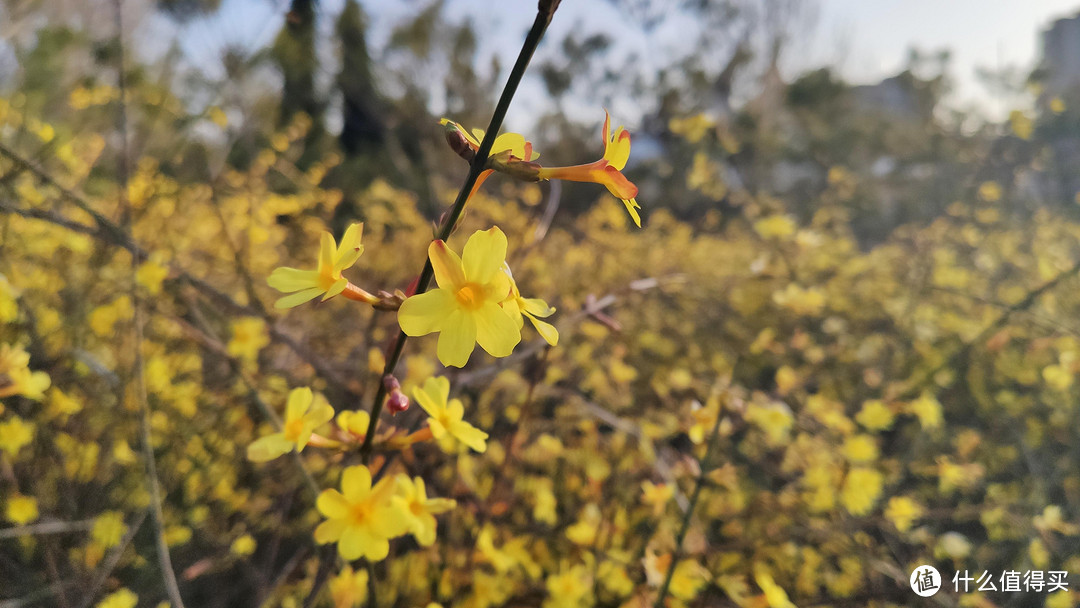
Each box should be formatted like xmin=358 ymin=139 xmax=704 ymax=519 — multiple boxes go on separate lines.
xmin=1041 ymin=11 xmax=1080 ymax=101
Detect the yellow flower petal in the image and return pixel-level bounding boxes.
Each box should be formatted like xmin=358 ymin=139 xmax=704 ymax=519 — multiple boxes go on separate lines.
xmin=322 ymin=278 xmax=348 ymax=301
xmin=274 ymin=287 xmax=324 ymax=309
xmin=285 ymin=388 xmax=313 ymax=421
xmin=437 ymin=310 xmax=477 ymax=367
xmin=429 ymin=240 xmax=466 ymax=290
xmin=398 ymin=289 xmax=456 ymax=336
xmin=473 ymin=302 xmax=520 ymax=358
xmin=314 ymin=517 xmax=346 ymax=544
xmin=319 ymin=232 xmax=336 ymax=273
xmin=317 ymin=490 xmax=350 ymax=519
xmin=267 ymin=267 xmax=320 ymax=292
xmin=462 ymin=228 xmax=508 ymax=285
xmin=525 ymin=314 xmax=559 ymax=346
xmin=246 ymin=433 xmax=293 ymax=462
xmin=341 ymin=465 xmax=372 ymax=502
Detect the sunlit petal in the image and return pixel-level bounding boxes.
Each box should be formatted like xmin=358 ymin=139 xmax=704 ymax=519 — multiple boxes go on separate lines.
xmin=267 ymin=267 xmax=319 ymax=292
xmin=341 ymin=465 xmax=371 ymax=502
xmin=462 ymin=228 xmax=507 ymax=285
xmin=429 ymin=240 xmax=466 ymax=290
xmin=398 ymin=289 xmax=456 ymax=336
xmin=436 ymin=309 xmax=477 ymax=368
xmin=474 ymin=302 xmax=520 ymax=358
xmin=274 ymin=287 xmax=324 ymax=309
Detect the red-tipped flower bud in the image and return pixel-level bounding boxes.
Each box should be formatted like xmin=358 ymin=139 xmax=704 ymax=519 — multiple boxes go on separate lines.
xmin=386 ymin=389 xmax=410 ymax=414
xmin=383 ymin=374 xmax=401 ymax=392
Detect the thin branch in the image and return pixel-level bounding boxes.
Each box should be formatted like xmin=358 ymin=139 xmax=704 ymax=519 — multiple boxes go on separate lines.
xmin=357 ymin=4 xmax=558 ymax=464
xmin=74 ymin=510 xmax=149 ymax=608
xmin=0 ymin=519 xmax=94 ymax=539
xmin=653 ymin=396 xmax=727 ymax=608
xmin=111 ymin=2 xmax=186 ymax=604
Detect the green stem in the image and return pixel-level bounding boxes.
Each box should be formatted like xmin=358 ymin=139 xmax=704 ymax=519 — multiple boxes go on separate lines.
xmin=654 ymin=407 xmax=725 ymax=608
xmin=359 ymin=9 xmax=554 ymax=464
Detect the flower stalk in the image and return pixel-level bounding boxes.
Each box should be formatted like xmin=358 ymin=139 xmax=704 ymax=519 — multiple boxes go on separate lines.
xmin=358 ymin=6 xmax=557 ymax=463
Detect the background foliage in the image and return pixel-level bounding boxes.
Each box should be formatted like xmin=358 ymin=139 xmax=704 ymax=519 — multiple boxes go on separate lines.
xmin=3 ymin=1 xmax=1080 ymax=607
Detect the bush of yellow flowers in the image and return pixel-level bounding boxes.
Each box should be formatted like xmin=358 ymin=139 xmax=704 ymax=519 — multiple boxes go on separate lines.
xmin=3 ymin=3 xmax=1080 ymax=608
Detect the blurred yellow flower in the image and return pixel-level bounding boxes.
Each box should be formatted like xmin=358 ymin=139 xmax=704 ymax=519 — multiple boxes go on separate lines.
xmin=329 ymin=565 xmax=369 ymax=608
xmin=393 ymin=475 xmax=455 ymax=547
xmin=543 ymin=563 xmax=592 ymax=608
xmin=412 ymin=377 xmax=488 ymax=453
xmin=227 ymin=317 xmax=269 ymax=363
xmin=135 ymin=258 xmax=169 ymax=295
xmin=314 ymin=465 xmax=408 ymax=561
xmin=0 ymin=344 xmax=50 ymax=400
xmin=96 ymin=588 xmax=137 ymax=608
xmin=840 ymin=467 xmax=883 ymax=515
xmin=5 ymin=494 xmax=39 ymax=525
xmin=907 ymin=392 xmax=943 ymax=429
xmin=399 ymin=227 xmax=520 ymax=367
xmin=0 ymin=415 xmax=34 ymax=457
xmin=230 ymin=533 xmax=256 ymax=556
xmin=641 ymin=481 xmax=673 ymax=516
xmin=884 ymin=496 xmax=923 ymax=532
xmin=267 ymin=223 xmax=366 ymax=309
xmin=841 ymin=434 xmax=878 ymax=463
xmin=92 ymin=511 xmax=127 ymax=548
xmin=247 ymin=387 xmax=334 ymax=463
xmin=855 ymin=400 xmax=894 ymax=431
xmin=754 ymin=566 xmax=796 ymax=608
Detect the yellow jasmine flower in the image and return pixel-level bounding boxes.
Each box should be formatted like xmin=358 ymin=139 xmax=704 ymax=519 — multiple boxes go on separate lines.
xmin=884 ymin=496 xmax=924 ymax=532
xmin=439 ymin=119 xmax=537 ymax=199
xmin=669 ymin=559 xmax=710 ymax=601
xmin=314 ymin=465 xmax=409 ymax=561
xmin=96 ymin=589 xmax=138 ymax=608
xmin=907 ymin=392 xmax=943 ymax=429
xmin=0 ymin=344 xmax=51 ymax=400
xmin=500 ymin=265 xmax=558 ymax=346
xmin=841 ymin=434 xmax=878 ymax=463
xmin=543 ymin=562 xmax=592 ymax=608
xmin=230 ymin=533 xmax=256 ymax=556
xmin=336 ymin=409 xmax=370 ymax=439
xmin=247 ymin=387 xmax=334 ymax=462
xmin=0 ymin=415 xmax=34 ymax=457
xmin=640 ymin=481 xmax=674 ymax=516
xmin=392 ymin=475 xmax=456 ymax=546
xmin=412 ymin=377 xmax=488 ymax=453
xmin=398 ymin=227 xmax=520 ymax=367
xmin=227 ymin=317 xmax=269 ymax=363
xmin=754 ymin=565 xmax=796 ymax=608
xmin=855 ymin=399 xmax=894 ymax=431
xmin=329 ymin=565 xmax=369 ymax=608
xmin=840 ymin=467 xmax=883 ymax=515
xmin=536 ymin=110 xmax=641 ymax=227
xmin=5 ymin=494 xmax=39 ymax=525
xmin=92 ymin=511 xmax=127 ymax=548
xmin=267 ymin=223 xmax=369 ymax=309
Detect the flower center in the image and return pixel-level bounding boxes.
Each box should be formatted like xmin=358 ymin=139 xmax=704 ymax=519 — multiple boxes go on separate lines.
xmin=283 ymin=417 xmax=305 ymax=442
xmin=409 ymin=501 xmax=424 ymax=517
xmin=455 ymin=283 xmax=485 ymax=309
xmin=349 ymin=502 xmax=372 ymax=526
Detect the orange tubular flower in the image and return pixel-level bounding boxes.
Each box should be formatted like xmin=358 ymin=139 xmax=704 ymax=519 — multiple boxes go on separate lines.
xmin=536 ymin=111 xmax=641 ymax=227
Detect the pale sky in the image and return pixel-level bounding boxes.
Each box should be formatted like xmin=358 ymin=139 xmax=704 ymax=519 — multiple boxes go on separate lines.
xmin=162 ymin=0 xmax=1080 ymax=124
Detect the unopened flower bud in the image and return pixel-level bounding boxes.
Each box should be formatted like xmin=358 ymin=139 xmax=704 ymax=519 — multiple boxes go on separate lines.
xmin=383 ymin=374 xmax=401 ymax=392
xmin=487 ymin=151 xmax=542 ymax=182
xmin=386 ymin=389 xmax=409 ymax=414
xmin=444 ymin=123 xmax=476 ymax=162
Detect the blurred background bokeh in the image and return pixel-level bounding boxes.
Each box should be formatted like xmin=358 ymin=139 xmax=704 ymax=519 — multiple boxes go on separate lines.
xmin=5 ymin=1 xmax=1080 ymax=607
